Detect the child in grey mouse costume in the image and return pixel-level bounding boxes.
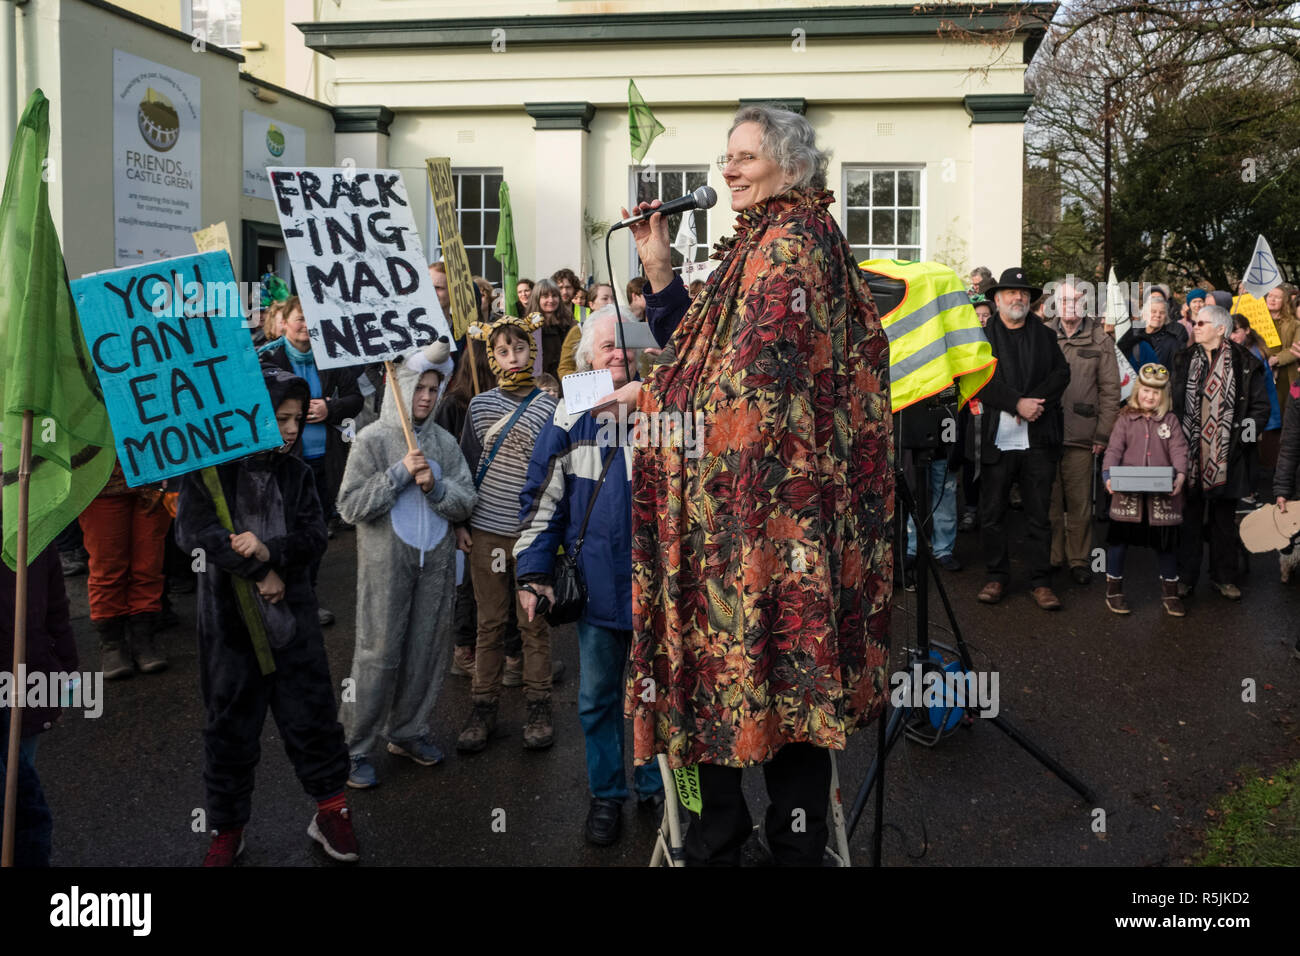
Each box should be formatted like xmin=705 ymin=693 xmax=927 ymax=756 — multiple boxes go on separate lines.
xmin=336 ymin=339 xmax=478 ymax=787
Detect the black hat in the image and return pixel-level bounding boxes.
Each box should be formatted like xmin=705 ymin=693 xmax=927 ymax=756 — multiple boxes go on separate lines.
xmin=984 ymin=267 xmax=1043 ymax=302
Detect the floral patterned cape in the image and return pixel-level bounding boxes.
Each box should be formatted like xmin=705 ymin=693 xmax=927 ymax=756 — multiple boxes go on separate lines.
xmin=626 ymin=188 xmax=894 ymax=769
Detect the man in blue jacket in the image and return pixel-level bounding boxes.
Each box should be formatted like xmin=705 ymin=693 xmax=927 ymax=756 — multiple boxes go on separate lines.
xmin=514 ymin=306 xmax=664 ymax=847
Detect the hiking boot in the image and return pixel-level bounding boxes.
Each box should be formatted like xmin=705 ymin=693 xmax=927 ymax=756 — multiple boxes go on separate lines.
xmin=101 ymin=641 xmax=134 ymax=680
xmin=387 ymin=736 xmax=445 ymax=766
xmin=308 ymin=806 xmax=360 ymax=863
xmin=584 ymin=797 xmax=623 ymax=846
xmin=96 ymin=618 xmax=133 ymax=680
xmin=347 ymin=755 xmax=379 ymax=789
xmin=456 ymin=697 xmax=499 ymax=754
xmin=523 ymin=697 xmax=555 ymax=750
xmin=502 ymin=655 xmax=523 ymax=687
xmin=450 ymin=645 xmax=475 ymax=678
xmin=1105 ymin=576 xmax=1130 ymax=615
xmin=1160 ymin=578 xmax=1186 ymax=617
xmin=128 ymin=613 xmax=167 ymax=674
xmin=202 ymin=827 xmax=245 ymax=867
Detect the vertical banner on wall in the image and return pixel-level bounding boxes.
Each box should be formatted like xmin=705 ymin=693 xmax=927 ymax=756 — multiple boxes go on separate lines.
xmin=425 ymin=157 xmax=479 ymax=340
xmin=113 ymin=51 xmax=202 ymax=266
xmin=242 ymin=112 xmax=305 ymax=200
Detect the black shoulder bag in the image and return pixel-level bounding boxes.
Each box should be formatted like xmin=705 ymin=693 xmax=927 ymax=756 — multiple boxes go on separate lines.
xmin=541 ymin=446 xmax=618 ymax=626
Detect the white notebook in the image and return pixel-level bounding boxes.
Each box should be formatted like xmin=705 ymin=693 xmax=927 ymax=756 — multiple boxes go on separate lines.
xmin=561 ymin=368 xmax=615 ymax=414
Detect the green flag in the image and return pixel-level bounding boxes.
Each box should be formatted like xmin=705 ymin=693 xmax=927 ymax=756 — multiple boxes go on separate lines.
xmin=0 ymin=90 xmax=114 ymax=570
xmin=493 ymin=181 xmax=519 ymax=318
xmin=628 ymin=79 xmax=665 ymax=163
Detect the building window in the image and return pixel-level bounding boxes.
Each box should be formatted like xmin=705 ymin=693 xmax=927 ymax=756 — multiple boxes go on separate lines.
xmin=428 ymin=169 xmax=504 ymax=286
xmin=184 ymin=0 xmax=242 ymax=51
xmin=841 ymin=166 xmax=923 ymax=262
xmin=630 ymin=166 xmax=711 ymax=277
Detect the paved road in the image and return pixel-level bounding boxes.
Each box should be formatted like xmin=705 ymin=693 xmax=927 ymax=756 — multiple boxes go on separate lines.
xmin=33 ymin=511 xmax=1300 ymax=867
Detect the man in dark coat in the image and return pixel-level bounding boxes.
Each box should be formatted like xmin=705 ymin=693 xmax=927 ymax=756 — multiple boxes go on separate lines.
xmin=1172 ymin=303 xmax=1270 ymax=600
xmin=973 ymin=268 xmax=1071 ymax=610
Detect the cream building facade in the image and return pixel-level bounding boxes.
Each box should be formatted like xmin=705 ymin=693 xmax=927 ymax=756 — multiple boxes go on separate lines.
xmin=296 ymin=0 xmax=1046 ymax=287
xmin=0 ymin=0 xmax=1046 ymax=292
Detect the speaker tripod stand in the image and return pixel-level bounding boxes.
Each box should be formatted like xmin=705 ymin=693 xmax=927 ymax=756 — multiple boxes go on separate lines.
xmin=849 ymin=446 xmax=1098 ymax=866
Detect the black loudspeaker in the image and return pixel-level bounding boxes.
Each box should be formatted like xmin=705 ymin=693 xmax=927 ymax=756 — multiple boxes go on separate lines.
xmin=898 ymin=386 xmax=959 ymax=451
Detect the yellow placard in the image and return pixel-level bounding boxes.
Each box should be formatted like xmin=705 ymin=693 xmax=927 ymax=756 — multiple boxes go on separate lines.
xmin=425 ymin=157 xmax=478 ymax=340
xmin=1232 ymin=293 xmax=1280 ymax=349
xmin=192 ymin=221 xmax=232 ymax=257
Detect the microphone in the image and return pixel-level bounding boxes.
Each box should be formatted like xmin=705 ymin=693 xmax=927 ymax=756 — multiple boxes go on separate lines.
xmin=612 ymin=186 xmax=717 ymax=230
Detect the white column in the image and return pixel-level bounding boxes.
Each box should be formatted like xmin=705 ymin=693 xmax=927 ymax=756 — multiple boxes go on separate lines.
xmin=969 ymin=122 xmax=1024 ymax=270
xmin=525 ymin=103 xmax=593 ymax=279
xmin=964 ymin=94 xmax=1034 ymax=271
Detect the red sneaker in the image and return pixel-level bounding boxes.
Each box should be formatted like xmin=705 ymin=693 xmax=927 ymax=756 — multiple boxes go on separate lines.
xmin=202 ymin=828 xmax=245 ymax=867
xmin=308 ymin=807 xmax=360 ymax=863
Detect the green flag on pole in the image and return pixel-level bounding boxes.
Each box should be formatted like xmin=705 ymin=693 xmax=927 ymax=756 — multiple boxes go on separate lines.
xmin=493 ymin=181 xmax=519 ymax=317
xmin=0 ymin=90 xmax=114 ymax=570
xmin=628 ymin=79 xmax=665 ymax=163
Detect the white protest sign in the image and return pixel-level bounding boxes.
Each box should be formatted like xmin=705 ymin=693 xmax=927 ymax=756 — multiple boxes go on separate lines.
xmin=269 ymin=167 xmax=452 ymax=369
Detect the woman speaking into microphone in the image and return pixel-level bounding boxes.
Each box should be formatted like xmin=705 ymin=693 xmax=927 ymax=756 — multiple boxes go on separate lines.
xmin=596 ymin=105 xmax=894 ymax=865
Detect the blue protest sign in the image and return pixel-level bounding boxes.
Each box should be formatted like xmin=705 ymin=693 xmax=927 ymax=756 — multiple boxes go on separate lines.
xmin=70 ymin=252 xmax=280 ymax=485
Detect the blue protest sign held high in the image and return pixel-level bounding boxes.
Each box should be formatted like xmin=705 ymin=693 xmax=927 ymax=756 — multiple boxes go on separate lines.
xmin=70 ymin=251 xmax=280 ymax=485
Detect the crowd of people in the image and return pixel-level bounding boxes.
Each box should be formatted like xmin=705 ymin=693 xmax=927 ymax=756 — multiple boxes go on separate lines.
xmin=922 ymin=267 xmax=1297 ymax=619
xmin=5 ymin=102 xmax=1297 ymax=869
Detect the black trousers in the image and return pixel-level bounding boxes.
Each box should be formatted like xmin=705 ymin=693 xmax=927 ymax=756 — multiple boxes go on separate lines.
xmin=685 ymin=742 xmax=831 ymax=866
xmin=980 ymin=447 xmax=1057 ymax=588
xmin=1177 ymin=487 xmax=1240 ymax=588
xmin=200 ymin=614 xmax=349 ymax=830
xmin=453 ymin=570 xmax=522 ymax=657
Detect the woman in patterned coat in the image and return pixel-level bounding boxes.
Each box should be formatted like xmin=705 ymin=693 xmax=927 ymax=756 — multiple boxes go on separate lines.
xmin=598 ymin=105 xmax=894 ymax=865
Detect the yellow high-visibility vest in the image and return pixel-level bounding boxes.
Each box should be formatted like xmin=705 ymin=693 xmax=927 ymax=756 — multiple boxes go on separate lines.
xmin=859 ymin=258 xmax=996 ymax=412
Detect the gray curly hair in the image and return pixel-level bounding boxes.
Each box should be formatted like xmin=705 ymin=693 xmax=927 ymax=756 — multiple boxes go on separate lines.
xmin=729 ymin=104 xmax=830 ymax=191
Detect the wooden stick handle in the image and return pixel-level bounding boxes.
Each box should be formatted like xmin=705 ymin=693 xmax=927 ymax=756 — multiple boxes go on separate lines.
xmin=2 ymin=411 xmax=33 ymax=867
xmin=385 ymin=360 xmax=419 ymax=453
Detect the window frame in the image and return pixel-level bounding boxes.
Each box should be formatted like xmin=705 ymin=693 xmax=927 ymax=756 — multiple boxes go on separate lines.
xmin=839 ymin=164 xmax=926 ymax=264
xmin=626 ymin=164 xmax=712 ymax=281
xmin=426 ymin=167 xmax=505 ymax=287
xmin=182 ymin=0 xmax=243 ymax=52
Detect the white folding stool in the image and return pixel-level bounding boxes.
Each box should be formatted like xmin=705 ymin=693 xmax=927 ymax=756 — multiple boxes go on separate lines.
xmin=649 ymin=751 xmax=851 ymax=867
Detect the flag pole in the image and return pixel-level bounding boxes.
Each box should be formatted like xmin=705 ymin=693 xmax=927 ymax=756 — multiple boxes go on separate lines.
xmin=2 ymin=410 xmax=34 ymax=867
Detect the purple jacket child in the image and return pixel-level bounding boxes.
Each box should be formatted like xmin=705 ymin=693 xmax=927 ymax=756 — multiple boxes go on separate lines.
xmin=1103 ymin=409 xmax=1189 ymax=526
